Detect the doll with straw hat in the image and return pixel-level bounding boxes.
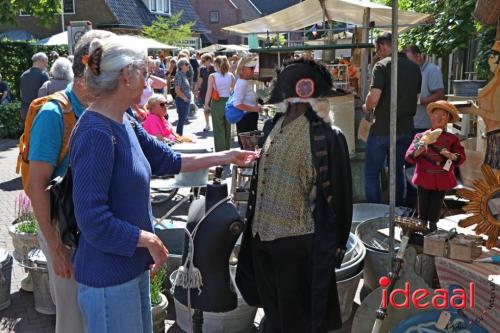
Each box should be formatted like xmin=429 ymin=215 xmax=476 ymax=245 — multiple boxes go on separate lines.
xmin=406 ymin=100 xmax=466 ymax=231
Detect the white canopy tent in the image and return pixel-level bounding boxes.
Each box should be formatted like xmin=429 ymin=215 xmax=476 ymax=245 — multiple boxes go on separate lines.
xmin=197 ymin=44 xmax=249 ymax=54
xmin=223 ymin=0 xmax=430 ymax=34
xmin=35 ymin=31 xmax=177 ymax=50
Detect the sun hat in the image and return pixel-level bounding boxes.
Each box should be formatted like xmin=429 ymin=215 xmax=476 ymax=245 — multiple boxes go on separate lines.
xmin=427 ymin=100 xmax=460 ymax=123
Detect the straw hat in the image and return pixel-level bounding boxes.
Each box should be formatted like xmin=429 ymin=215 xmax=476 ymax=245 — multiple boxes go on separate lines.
xmin=427 ymin=100 xmax=460 ymax=123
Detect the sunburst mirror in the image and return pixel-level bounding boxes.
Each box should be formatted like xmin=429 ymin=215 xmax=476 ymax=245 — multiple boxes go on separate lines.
xmin=457 ymin=164 xmax=500 ymax=249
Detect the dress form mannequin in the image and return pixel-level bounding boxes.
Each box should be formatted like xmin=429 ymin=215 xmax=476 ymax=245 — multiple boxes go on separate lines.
xmin=174 ymin=177 xmax=244 ymax=313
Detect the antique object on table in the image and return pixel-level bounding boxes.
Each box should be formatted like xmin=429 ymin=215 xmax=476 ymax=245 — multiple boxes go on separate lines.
xmin=457 ymin=164 xmax=500 ymax=248
xmin=424 ymin=230 xmax=483 ymax=261
xmin=423 ymin=229 xmax=458 ymax=257
xmin=448 ymin=235 xmax=483 ymax=261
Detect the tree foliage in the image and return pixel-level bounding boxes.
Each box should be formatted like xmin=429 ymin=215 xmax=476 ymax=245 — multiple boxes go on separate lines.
xmin=374 ymin=0 xmax=496 ymax=79
xmin=0 ymin=0 xmax=62 ymax=26
xmin=141 ymin=12 xmax=195 ymax=46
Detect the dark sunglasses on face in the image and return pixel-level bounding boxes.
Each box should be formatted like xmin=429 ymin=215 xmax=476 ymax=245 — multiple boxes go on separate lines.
xmin=159 ymin=102 xmax=167 ymax=107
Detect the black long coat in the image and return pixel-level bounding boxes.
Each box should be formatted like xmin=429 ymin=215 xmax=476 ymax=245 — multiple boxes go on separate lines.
xmin=236 ymin=108 xmax=353 ymax=332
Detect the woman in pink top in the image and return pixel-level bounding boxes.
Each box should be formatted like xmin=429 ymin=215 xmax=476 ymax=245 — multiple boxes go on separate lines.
xmin=142 ymin=94 xmax=177 ymax=143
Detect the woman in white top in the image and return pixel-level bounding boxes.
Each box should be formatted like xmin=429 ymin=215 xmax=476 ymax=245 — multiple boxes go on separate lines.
xmin=232 ymin=55 xmax=262 ymax=148
xmin=204 ymin=55 xmax=235 ymax=151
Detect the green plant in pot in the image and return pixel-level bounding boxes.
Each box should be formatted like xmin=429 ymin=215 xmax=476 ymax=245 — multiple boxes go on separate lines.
xmin=8 ymin=192 xmax=39 ymax=292
xmin=151 ymin=266 xmax=168 ymax=333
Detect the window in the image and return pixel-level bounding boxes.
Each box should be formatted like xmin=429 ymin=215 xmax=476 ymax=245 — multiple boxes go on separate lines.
xmin=209 ymin=11 xmax=220 ymax=24
xmin=149 ymin=0 xmax=170 ymax=14
xmin=63 ymin=0 xmax=75 ymax=14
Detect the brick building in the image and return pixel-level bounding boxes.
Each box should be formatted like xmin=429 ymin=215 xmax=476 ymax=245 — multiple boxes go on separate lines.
xmin=0 ymin=0 xmax=210 ymax=44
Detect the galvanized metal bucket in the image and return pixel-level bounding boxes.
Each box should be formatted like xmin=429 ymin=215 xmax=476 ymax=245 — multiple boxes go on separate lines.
xmin=27 ymin=248 xmax=55 ymax=315
xmin=337 ymin=268 xmax=364 ymax=323
xmin=355 ymin=217 xmax=399 ymax=291
xmin=0 ymin=249 xmax=13 ymax=311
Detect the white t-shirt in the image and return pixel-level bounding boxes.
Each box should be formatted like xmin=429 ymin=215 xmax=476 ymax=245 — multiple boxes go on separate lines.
xmin=233 ymin=79 xmax=257 ymax=106
xmin=140 ymin=78 xmax=154 ymax=106
xmin=213 ymin=72 xmax=233 ymax=97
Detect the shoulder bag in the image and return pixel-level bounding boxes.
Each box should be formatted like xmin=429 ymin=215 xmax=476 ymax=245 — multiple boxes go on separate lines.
xmin=210 ymin=75 xmax=220 ymax=101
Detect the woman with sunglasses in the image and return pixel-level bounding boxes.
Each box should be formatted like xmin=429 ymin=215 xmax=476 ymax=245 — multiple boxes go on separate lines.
xmin=143 ymin=94 xmax=193 ymax=144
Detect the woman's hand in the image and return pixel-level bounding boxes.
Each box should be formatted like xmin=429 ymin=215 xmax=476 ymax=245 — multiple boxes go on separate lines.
xmin=49 ymin=241 xmax=73 ymax=278
xmin=204 ymin=103 xmax=210 ymax=110
xmin=224 ymin=149 xmax=259 ymax=166
xmin=138 ymin=230 xmax=169 ymax=272
xmin=253 ymin=105 xmax=262 ymax=113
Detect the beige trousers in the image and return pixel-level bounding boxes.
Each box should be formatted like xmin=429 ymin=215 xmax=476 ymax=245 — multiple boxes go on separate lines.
xmin=38 ymin=234 xmax=85 ymax=333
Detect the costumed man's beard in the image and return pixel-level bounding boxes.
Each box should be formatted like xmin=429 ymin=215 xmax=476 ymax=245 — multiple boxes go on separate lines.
xmin=276 ymin=98 xmax=333 ymax=124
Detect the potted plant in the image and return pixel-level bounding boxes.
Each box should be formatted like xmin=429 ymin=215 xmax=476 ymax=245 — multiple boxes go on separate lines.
xmin=151 ymin=267 xmax=168 ymax=333
xmin=8 ymin=192 xmax=39 ymax=291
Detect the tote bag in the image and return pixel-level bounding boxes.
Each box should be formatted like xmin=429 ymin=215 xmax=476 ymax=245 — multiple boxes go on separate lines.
xmin=225 ymin=93 xmax=245 ymax=124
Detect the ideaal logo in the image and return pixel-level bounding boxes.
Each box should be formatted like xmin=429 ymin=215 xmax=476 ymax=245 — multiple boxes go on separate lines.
xmin=379 ymin=276 xmax=475 ymax=309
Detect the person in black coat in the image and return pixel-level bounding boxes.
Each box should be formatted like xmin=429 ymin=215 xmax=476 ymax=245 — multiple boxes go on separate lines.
xmin=236 ymin=59 xmax=353 ymax=333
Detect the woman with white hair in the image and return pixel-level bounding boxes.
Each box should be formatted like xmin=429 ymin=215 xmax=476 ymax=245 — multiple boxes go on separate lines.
xmin=38 ymin=57 xmax=74 ymax=97
xmin=69 ymin=35 xmax=257 ymax=333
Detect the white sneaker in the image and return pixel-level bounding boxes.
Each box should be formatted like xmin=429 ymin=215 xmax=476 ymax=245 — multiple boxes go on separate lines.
xmin=203 ymin=125 xmax=211 ymax=132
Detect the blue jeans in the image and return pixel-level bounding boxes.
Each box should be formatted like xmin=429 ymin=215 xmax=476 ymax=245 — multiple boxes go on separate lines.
xmin=77 ymin=271 xmax=152 ymax=333
xmin=175 ymin=97 xmax=190 ymax=135
xmin=364 ymin=133 xmax=412 ymax=206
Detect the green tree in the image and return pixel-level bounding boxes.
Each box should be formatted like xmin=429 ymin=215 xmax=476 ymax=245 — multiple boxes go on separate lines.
xmin=374 ymin=0 xmax=496 ymax=81
xmin=141 ymin=11 xmax=195 ymax=46
xmin=0 ymin=0 xmax=62 ymax=26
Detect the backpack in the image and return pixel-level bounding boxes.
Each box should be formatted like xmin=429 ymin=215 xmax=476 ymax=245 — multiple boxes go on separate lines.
xmin=16 ymin=91 xmax=75 ymax=195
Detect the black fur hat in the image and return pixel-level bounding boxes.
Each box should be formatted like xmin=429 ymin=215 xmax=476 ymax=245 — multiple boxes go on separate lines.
xmin=267 ymin=59 xmax=339 ymax=104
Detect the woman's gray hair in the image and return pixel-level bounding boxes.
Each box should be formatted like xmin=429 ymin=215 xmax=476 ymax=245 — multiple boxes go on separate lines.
xmin=147 ymin=93 xmax=167 ymax=108
xmin=50 ymin=57 xmax=74 ymax=81
xmin=85 ymin=35 xmax=147 ymax=96
xmin=32 ymin=52 xmax=48 ymax=63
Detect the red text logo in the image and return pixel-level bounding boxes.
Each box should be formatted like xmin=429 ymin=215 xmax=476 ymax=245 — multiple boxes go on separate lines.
xmin=379 ymin=276 xmax=475 ymax=309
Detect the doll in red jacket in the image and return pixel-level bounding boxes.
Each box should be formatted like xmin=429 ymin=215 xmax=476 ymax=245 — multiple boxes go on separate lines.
xmin=406 ymin=100 xmax=466 ymax=231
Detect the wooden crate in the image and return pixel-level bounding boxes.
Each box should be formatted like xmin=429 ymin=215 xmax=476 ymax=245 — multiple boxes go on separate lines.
xmin=449 ymin=235 xmax=483 ymax=262
xmin=423 ymin=230 xmax=451 ymax=257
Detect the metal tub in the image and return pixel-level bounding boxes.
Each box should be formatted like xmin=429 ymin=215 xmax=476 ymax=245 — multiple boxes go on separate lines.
xmin=336 ymin=233 xmax=366 ymax=281
xmin=337 ymin=268 xmax=364 ymax=323
xmin=355 ymin=217 xmax=399 ymax=291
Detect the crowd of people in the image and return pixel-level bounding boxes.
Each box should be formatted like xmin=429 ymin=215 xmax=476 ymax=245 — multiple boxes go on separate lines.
xmin=8 ymin=26 xmax=479 ymax=333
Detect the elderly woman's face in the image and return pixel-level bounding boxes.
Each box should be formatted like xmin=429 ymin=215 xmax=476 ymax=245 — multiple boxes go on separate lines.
xmin=430 ymin=108 xmax=450 ymax=129
xmin=150 ymin=99 xmax=168 ymax=117
xmin=126 ymin=63 xmax=149 ymax=105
